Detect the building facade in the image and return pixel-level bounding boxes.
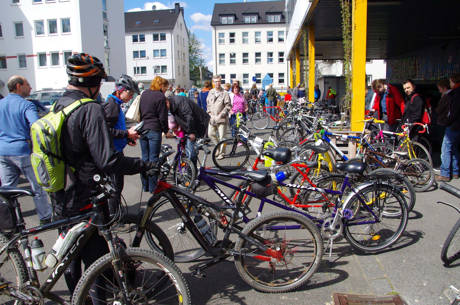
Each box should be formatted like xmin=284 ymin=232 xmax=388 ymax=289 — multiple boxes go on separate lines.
xmin=0 ymin=0 xmax=125 ymax=96
xmin=124 ymin=3 xmax=190 ymax=88
xmin=211 ymin=1 xmax=288 ymax=90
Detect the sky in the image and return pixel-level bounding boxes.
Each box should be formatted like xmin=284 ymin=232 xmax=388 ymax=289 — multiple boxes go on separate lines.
xmin=124 ymin=1 xmax=274 ymax=72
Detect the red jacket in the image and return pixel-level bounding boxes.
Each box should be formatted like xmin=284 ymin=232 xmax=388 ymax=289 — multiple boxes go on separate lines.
xmin=372 ymin=84 xmax=404 ymax=125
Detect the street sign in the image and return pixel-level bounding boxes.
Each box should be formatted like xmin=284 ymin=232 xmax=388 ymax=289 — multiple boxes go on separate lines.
xmin=252 ymin=76 xmax=257 ymax=82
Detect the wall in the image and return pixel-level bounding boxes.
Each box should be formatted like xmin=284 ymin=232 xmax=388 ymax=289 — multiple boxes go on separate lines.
xmin=106 ymin=0 xmax=126 ymax=78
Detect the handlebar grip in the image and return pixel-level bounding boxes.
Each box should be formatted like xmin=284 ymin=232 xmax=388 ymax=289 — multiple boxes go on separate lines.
xmin=439 ymin=182 xmax=460 ymax=199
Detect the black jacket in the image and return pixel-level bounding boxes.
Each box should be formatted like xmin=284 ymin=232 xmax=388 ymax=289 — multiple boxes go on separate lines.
xmin=446 ymin=86 xmax=460 ymax=130
xmin=435 ymin=93 xmax=450 ymax=126
xmin=139 ymin=89 xmax=169 ymax=133
xmin=103 ymin=94 xmax=128 ymax=139
xmin=52 ymin=90 xmax=148 ymax=215
xmin=402 ymin=93 xmax=425 ymax=123
xmin=168 ymin=95 xmax=210 ymax=138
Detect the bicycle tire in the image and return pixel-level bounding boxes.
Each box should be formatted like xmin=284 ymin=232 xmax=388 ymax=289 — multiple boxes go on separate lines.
xmin=122 ymin=213 xmax=174 ymax=261
xmin=234 ymin=211 xmax=323 ymax=293
xmin=441 ymin=218 xmax=460 ymax=266
xmin=280 ymin=127 xmax=305 ymax=146
xmin=71 ymin=247 xmax=191 ymax=305
xmin=343 ymin=183 xmax=408 ymax=253
xmin=172 ymin=157 xmax=197 ymax=189
xmin=397 ymin=140 xmax=433 ymax=166
xmin=0 ymin=233 xmax=29 ymax=305
xmin=149 ymin=195 xmax=217 ymax=263
xmin=212 ymin=138 xmax=250 ymax=172
xmin=395 ymin=158 xmax=435 ymax=192
xmin=250 ymin=111 xmax=270 ymax=130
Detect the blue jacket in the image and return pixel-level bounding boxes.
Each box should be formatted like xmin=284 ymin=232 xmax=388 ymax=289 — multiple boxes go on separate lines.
xmin=0 ymin=93 xmax=39 ymax=155
xmin=103 ymin=94 xmax=127 ymax=152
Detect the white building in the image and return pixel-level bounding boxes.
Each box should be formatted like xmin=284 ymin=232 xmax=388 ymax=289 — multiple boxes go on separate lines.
xmin=124 ymin=3 xmax=190 ymax=88
xmin=0 ymin=0 xmax=125 ymax=96
xmin=211 ymin=1 xmax=288 ymax=90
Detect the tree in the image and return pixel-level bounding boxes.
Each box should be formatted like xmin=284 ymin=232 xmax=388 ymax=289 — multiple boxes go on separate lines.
xmin=189 ymin=31 xmax=206 ymax=85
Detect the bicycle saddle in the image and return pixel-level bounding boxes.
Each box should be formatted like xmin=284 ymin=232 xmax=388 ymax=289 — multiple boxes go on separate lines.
xmin=263 ymin=147 xmax=292 ymax=164
xmin=336 ymin=160 xmax=367 ymax=174
xmin=302 ymin=142 xmax=329 ymax=154
xmin=230 ymin=170 xmax=269 ymax=182
xmin=0 ymin=187 xmax=34 ymax=198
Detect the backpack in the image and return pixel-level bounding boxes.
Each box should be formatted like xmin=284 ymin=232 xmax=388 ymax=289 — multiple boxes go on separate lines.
xmin=411 ymin=93 xmax=431 ymax=125
xmin=30 ymin=98 xmax=94 ymax=192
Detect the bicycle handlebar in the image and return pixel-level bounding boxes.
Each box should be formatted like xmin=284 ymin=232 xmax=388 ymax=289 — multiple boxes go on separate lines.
xmin=439 ymin=182 xmax=460 ymax=201
xmin=401 ymin=122 xmax=427 ymax=134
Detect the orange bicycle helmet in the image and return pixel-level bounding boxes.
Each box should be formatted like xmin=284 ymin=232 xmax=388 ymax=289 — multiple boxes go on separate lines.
xmin=66 ymin=53 xmax=107 ymax=87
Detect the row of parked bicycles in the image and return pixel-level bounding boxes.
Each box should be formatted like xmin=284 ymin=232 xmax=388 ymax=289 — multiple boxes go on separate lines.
xmin=0 ymin=98 xmax=458 ymax=304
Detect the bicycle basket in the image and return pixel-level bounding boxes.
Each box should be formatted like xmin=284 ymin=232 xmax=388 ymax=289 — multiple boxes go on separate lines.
xmin=0 ymin=196 xmax=16 ymax=231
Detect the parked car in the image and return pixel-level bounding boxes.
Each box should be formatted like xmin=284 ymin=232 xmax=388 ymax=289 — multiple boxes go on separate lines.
xmin=27 ymin=89 xmax=65 ymax=117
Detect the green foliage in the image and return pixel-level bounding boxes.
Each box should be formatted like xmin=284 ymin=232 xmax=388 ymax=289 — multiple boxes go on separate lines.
xmin=189 ymin=31 xmax=206 ymax=84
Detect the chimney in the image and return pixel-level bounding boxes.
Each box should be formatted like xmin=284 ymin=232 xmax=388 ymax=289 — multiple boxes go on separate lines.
xmin=175 ymin=3 xmax=180 ymax=14
xmin=152 ymin=5 xmax=156 ymax=10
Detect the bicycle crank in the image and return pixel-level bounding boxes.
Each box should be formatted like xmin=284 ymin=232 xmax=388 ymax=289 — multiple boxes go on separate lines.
xmin=321 ymin=216 xmax=343 ymax=240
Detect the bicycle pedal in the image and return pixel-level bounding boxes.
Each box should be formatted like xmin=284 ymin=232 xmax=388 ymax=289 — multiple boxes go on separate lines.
xmin=191 ymin=268 xmax=207 ymax=278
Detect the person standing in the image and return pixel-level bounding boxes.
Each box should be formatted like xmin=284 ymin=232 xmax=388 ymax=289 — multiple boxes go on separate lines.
xmin=0 ymin=75 xmax=52 ymax=224
xmin=250 ymin=83 xmax=259 ymax=101
xmin=435 ymin=78 xmax=451 ymax=127
xmin=266 ymin=84 xmax=277 ymax=115
xmin=206 ymin=75 xmax=231 ymax=159
xmin=371 ymin=79 xmax=404 ymax=131
xmin=436 ymin=74 xmax=460 ymax=182
xmin=402 ymin=79 xmax=425 ymax=124
xmin=229 ymin=83 xmax=248 ymax=137
xmin=198 ymin=80 xmax=211 ymax=111
xmin=314 ymin=85 xmax=321 ymax=102
xmin=139 ymin=76 xmax=170 ymax=192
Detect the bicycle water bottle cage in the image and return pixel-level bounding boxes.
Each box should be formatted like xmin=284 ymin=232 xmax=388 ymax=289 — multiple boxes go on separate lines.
xmin=336 ymin=160 xmax=367 ymax=174
xmin=263 ymin=148 xmax=292 ymax=164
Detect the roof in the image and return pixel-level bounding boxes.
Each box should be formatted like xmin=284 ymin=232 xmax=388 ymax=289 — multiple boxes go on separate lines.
xmin=211 ymin=1 xmax=285 ymax=26
xmin=125 ymin=6 xmax=184 ymax=33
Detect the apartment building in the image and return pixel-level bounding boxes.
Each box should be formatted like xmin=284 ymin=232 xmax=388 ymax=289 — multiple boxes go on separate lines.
xmin=124 ymin=3 xmax=190 ymax=88
xmin=211 ymin=1 xmax=288 ymax=90
xmin=0 ymin=0 xmax=125 ymax=96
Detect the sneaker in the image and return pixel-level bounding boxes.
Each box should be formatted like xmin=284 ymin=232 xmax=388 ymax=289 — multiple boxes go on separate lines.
xmin=216 ymin=154 xmax=224 ymax=160
xmin=435 ymin=175 xmax=451 ymax=182
xmin=453 ymin=175 xmax=459 ymax=179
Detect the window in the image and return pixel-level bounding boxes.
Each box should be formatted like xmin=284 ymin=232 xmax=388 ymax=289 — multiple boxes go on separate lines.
xmin=242 ymin=32 xmax=248 ymax=44
xmin=38 ymin=53 xmax=47 ymax=67
xmin=34 ymin=20 xmax=45 ymax=35
xmin=230 ymin=74 xmax=236 ymax=82
xmin=218 ymin=32 xmax=224 ymax=44
xmin=243 ymin=73 xmax=249 ymax=84
xmin=243 ymin=15 xmax=257 ymax=23
xmin=154 ymin=65 xmax=160 ymax=74
xmin=133 ymin=66 xmax=146 ymax=75
xmin=161 ymin=65 xmax=167 ymax=73
xmin=133 ymin=51 xmax=139 ymax=58
xmin=160 ymin=49 xmax=166 ymax=57
xmin=278 ymin=73 xmax=285 ymax=84
xmin=255 ymin=31 xmax=261 ymax=43
xmin=278 ymin=52 xmax=284 ymax=63
xmin=134 ymin=50 xmax=146 ymax=58
xmin=61 ymin=18 xmax=70 ymax=33
xmin=268 ymin=73 xmax=273 ymax=79
xmin=63 ymin=51 xmax=72 ymax=63
xmin=18 ymin=54 xmax=26 ymax=68
xmin=132 ymin=34 xmax=145 ymax=42
xmin=48 ymin=19 xmax=57 ymax=34
xmin=153 ymin=19 xmax=159 ymax=24
xmin=153 ymin=50 xmax=159 ymax=58
xmin=15 ymin=22 xmax=24 ymax=37
xmin=220 ymin=74 xmax=225 ymax=84
xmin=218 ymin=53 xmax=225 ymax=65
xmin=230 ymin=53 xmax=236 ymax=64
xmin=12 ymin=0 xmax=20 ymax=3
xmin=255 ymin=73 xmax=261 ymax=84
xmin=0 ymin=56 xmax=7 ymax=69
xmin=267 ymin=31 xmax=273 ymax=43
xmin=153 ymin=33 xmax=159 ymax=41
xmin=50 ymin=52 xmax=59 ymax=65
xmin=33 ymin=0 xmax=42 ymax=3
xmin=242 ymin=53 xmax=248 ymax=64
xmin=229 ymin=32 xmax=235 ymax=44
xmin=267 ymin=14 xmax=281 ymax=23
xmin=220 ymin=15 xmax=234 ymax=24
xmin=278 ymin=31 xmax=284 ymax=42
xmin=0 ymin=24 xmax=3 ymax=38
xmin=255 ymin=52 xmax=261 ymax=64
xmin=160 ymin=33 xmax=166 ymax=40
xmin=267 ymin=52 xmax=273 ymax=64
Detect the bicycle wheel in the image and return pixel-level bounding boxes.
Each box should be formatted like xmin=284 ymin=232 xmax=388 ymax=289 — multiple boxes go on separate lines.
xmin=121 ymin=213 xmax=174 ymax=261
xmin=343 ymin=183 xmax=408 ymax=253
xmin=234 ymin=211 xmax=323 ymax=293
xmin=149 ymin=195 xmax=216 ymax=263
xmin=0 ymin=233 xmax=29 ymax=305
xmin=410 ymin=141 xmax=433 ymax=166
xmin=172 ymin=157 xmax=196 ymax=189
xmin=250 ymin=111 xmax=270 ymax=130
xmin=395 ymin=158 xmax=435 ymax=192
xmin=72 ymin=248 xmax=191 ymax=305
xmin=366 ymin=168 xmax=416 ymax=212
xmin=441 ymin=218 xmax=460 ymax=266
xmin=280 ymin=127 xmax=305 ymax=146
xmin=212 ymin=138 xmax=250 ymax=171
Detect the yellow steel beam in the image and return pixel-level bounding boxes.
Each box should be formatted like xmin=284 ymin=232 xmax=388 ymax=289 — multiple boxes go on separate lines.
xmin=295 ymin=47 xmax=301 ymax=87
xmin=308 ymin=26 xmax=315 ymax=102
xmin=350 ymin=0 xmax=367 ymax=132
xmin=290 ymin=58 xmax=294 ymax=89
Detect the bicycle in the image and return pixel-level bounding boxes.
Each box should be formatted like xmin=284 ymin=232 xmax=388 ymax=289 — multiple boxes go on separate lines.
xmin=0 ymin=175 xmax=190 ymax=305
xmin=164 ymin=135 xmax=197 ymax=190
xmin=438 ymin=182 xmax=460 ymax=267
xmin=249 ymin=104 xmax=286 ymax=130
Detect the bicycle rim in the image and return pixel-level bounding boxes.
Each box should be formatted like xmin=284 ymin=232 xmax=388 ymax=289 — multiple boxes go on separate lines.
xmin=344 ymin=184 xmax=408 ymax=253
xmin=397 ymin=158 xmax=434 ymax=192
xmin=212 ymin=138 xmax=250 ymax=171
xmin=251 ymin=112 xmax=270 ymax=130
xmin=441 ymin=218 xmax=460 ymax=266
xmin=172 ymin=157 xmax=196 ymax=189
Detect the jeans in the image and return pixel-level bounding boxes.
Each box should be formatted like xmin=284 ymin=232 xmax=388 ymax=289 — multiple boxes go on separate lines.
xmin=140 ymin=130 xmax=162 ymax=192
xmin=229 ymin=113 xmax=247 ymax=137
xmin=0 ymin=155 xmax=52 ymax=221
xmin=185 ymin=137 xmax=197 ymax=167
xmin=265 ymin=99 xmax=275 ymax=115
xmin=440 ymin=127 xmax=460 ymax=177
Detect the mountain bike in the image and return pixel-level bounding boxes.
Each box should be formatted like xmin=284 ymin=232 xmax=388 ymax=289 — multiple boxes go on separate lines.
xmin=0 ymin=175 xmax=190 ymax=305
xmin=438 ymin=182 xmax=460 ymax=267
